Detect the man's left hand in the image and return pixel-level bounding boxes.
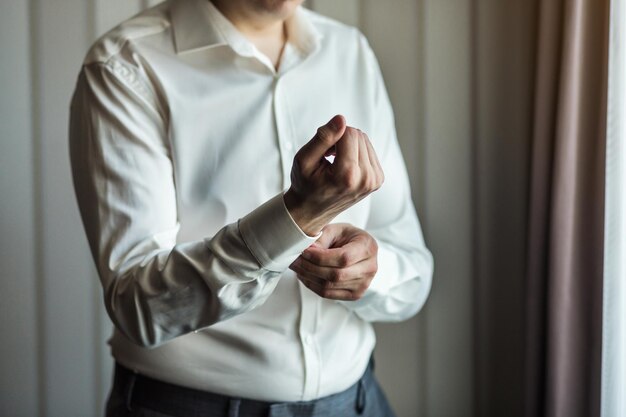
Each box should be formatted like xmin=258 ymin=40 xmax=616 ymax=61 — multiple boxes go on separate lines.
xmin=289 ymin=223 xmax=378 ymax=301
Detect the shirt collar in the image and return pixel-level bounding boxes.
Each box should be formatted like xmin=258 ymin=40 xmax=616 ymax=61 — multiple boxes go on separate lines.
xmin=171 ymin=0 xmax=323 ymax=57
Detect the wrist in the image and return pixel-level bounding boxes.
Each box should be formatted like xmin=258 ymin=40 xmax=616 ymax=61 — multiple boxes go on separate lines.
xmin=283 ymin=188 xmax=330 ymax=236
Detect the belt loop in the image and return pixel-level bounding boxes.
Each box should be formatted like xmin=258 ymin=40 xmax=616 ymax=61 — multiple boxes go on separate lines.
xmin=125 ymin=372 xmax=137 ymax=412
xmin=228 ymin=398 xmax=241 ymax=417
xmin=355 ymin=379 xmax=366 ymax=414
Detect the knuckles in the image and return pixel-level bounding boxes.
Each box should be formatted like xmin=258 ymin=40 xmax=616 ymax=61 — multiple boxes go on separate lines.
xmin=368 ymin=239 xmax=379 ymax=258
xmin=335 ymin=167 xmax=379 ymax=194
xmin=352 ymin=292 xmax=364 ymax=300
xmin=338 ymin=168 xmax=359 ymax=190
xmin=337 ymin=252 xmax=353 ymax=268
xmin=321 ymin=289 xmax=335 ymax=299
xmin=352 ymin=279 xmax=373 ymax=300
xmin=344 ymin=126 xmax=365 ymax=140
xmin=292 ymin=152 xmax=305 ymax=172
xmin=328 ymin=269 xmax=344 ymax=283
xmin=316 ymin=126 xmax=335 ymax=144
xmin=312 ymin=278 xmax=374 ymax=301
xmin=364 ymin=176 xmax=378 ymax=192
xmin=304 ymin=252 xmax=322 ymax=265
xmin=323 ymin=279 xmax=336 ymax=289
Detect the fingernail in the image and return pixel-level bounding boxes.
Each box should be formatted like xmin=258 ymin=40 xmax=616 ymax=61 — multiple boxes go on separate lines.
xmin=301 ymin=250 xmax=312 ymax=260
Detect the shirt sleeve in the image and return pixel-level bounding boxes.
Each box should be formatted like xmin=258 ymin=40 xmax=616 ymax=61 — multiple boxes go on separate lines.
xmin=69 ymin=61 xmax=316 ymax=348
xmin=337 ymin=37 xmax=434 ymax=322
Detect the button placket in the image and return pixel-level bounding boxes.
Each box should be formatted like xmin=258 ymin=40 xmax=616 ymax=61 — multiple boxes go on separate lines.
xmin=298 ymin=283 xmax=321 ymax=400
xmin=272 ymin=57 xmax=321 ymax=400
xmin=272 ymin=75 xmax=294 ymax=190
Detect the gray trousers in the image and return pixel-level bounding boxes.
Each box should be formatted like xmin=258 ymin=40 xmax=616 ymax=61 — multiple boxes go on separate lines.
xmin=106 ymin=358 xmax=396 ymax=417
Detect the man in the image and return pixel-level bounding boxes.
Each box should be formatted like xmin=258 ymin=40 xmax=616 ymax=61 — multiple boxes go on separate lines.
xmin=69 ymin=0 xmax=433 ymax=416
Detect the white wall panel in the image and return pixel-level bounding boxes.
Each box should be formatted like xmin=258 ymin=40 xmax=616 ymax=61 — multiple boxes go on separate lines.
xmin=0 ymin=2 xmax=38 ymax=417
xmin=422 ymin=0 xmax=475 ymax=416
xmin=310 ymin=0 xmax=360 ymax=27
xmin=359 ymin=0 xmax=425 ymax=211
xmin=34 ymin=0 xmax=100 ymax=415
xmin=95 ymin=0 xmax=142 ymax=37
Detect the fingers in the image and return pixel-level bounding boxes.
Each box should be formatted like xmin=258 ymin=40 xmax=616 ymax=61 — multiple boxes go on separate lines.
xmin=357 ymin=130 xmax=370 ymax=169
xmin=302 ymin=244 xmax=362 ymax=269
xmin=362 ymin=133 xmax=384 ymax=186
xmin=296 ymin=115 xmax=346 ymax=174
xmin=290 ymin=224 xmax=379 ymax=301
xmin=290 ymin=244 xmax=377 ymax=301
xmin=299 ymin=279 xmax=356 ymax=301
xmin=332 ymin=128 xmax=383 ymax=194
xmin=296 ymin=267 xmax=374 ymax=301
xmin=291 ymin=254 xmax=377 ymax=283
xmin=333 ymin=127 xmax=360 ymax=172
xmin=309 ymin=220 xmax=353 ymax=250
xmin=302 ymin=223 xmax=378 ymax=269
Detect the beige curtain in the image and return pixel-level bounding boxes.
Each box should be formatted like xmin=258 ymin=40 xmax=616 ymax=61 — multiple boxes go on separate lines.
xmin=525 ymin=0 xmax=611 ymax=416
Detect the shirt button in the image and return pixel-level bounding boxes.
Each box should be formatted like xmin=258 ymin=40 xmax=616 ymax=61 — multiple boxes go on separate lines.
xmin=304 ymin=334 xmax=314 ymax=345
xmin=285 ymin=141 xmax=293 ymax=151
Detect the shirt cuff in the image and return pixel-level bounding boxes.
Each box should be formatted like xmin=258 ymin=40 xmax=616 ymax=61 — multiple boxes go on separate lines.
xmin=239 ymin=193 xmax=320 ymax=272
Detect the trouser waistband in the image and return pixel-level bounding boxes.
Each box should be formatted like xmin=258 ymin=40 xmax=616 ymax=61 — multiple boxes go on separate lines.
xmin=111 ymin=359 xmax=374 ymax=417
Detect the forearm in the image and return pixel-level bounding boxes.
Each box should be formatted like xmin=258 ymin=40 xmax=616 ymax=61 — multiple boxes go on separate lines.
xmin=97 ymin=194 xmax=315 ymax=348
xmin=103 ymin=225 xmax=276 ymax=348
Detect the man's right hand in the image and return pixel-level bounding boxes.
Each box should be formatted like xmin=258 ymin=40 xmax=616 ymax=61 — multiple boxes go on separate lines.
xmin=284 ymin=115 xmax=384 ymax=236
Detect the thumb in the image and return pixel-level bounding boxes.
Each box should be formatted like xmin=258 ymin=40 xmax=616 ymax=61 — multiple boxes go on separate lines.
xmin=311 ymin=224 xmax=341 ymax=249
xmin=297 ymin=115 xmax=346 ymax=173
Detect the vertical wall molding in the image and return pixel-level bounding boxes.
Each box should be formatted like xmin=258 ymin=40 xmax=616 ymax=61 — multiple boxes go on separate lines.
xmin=414 ymin=3 xmax=428 ymax=414
xmin=422 ymin=1 xmax=475 ymax=416
xmin=29 ymin=0 xmax=46 ymax=415
xmin=0 ymin=1 xmax=39 ymax=416
xmin=469 ymin=0 xmax=481 ymax=416
xmin=88 ymin=3 xmax=101 ymax=414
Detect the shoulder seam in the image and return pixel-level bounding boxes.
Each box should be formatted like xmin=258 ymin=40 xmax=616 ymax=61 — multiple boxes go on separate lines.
xmin=84 ymin=20 xmax=170 ymax=65
xmin=86 ymin=61 xmax=162 ymax=119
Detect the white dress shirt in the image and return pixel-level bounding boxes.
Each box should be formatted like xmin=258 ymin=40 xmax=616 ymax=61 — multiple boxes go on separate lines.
xmin=69 ymin=0 xmax=433 ymax=402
